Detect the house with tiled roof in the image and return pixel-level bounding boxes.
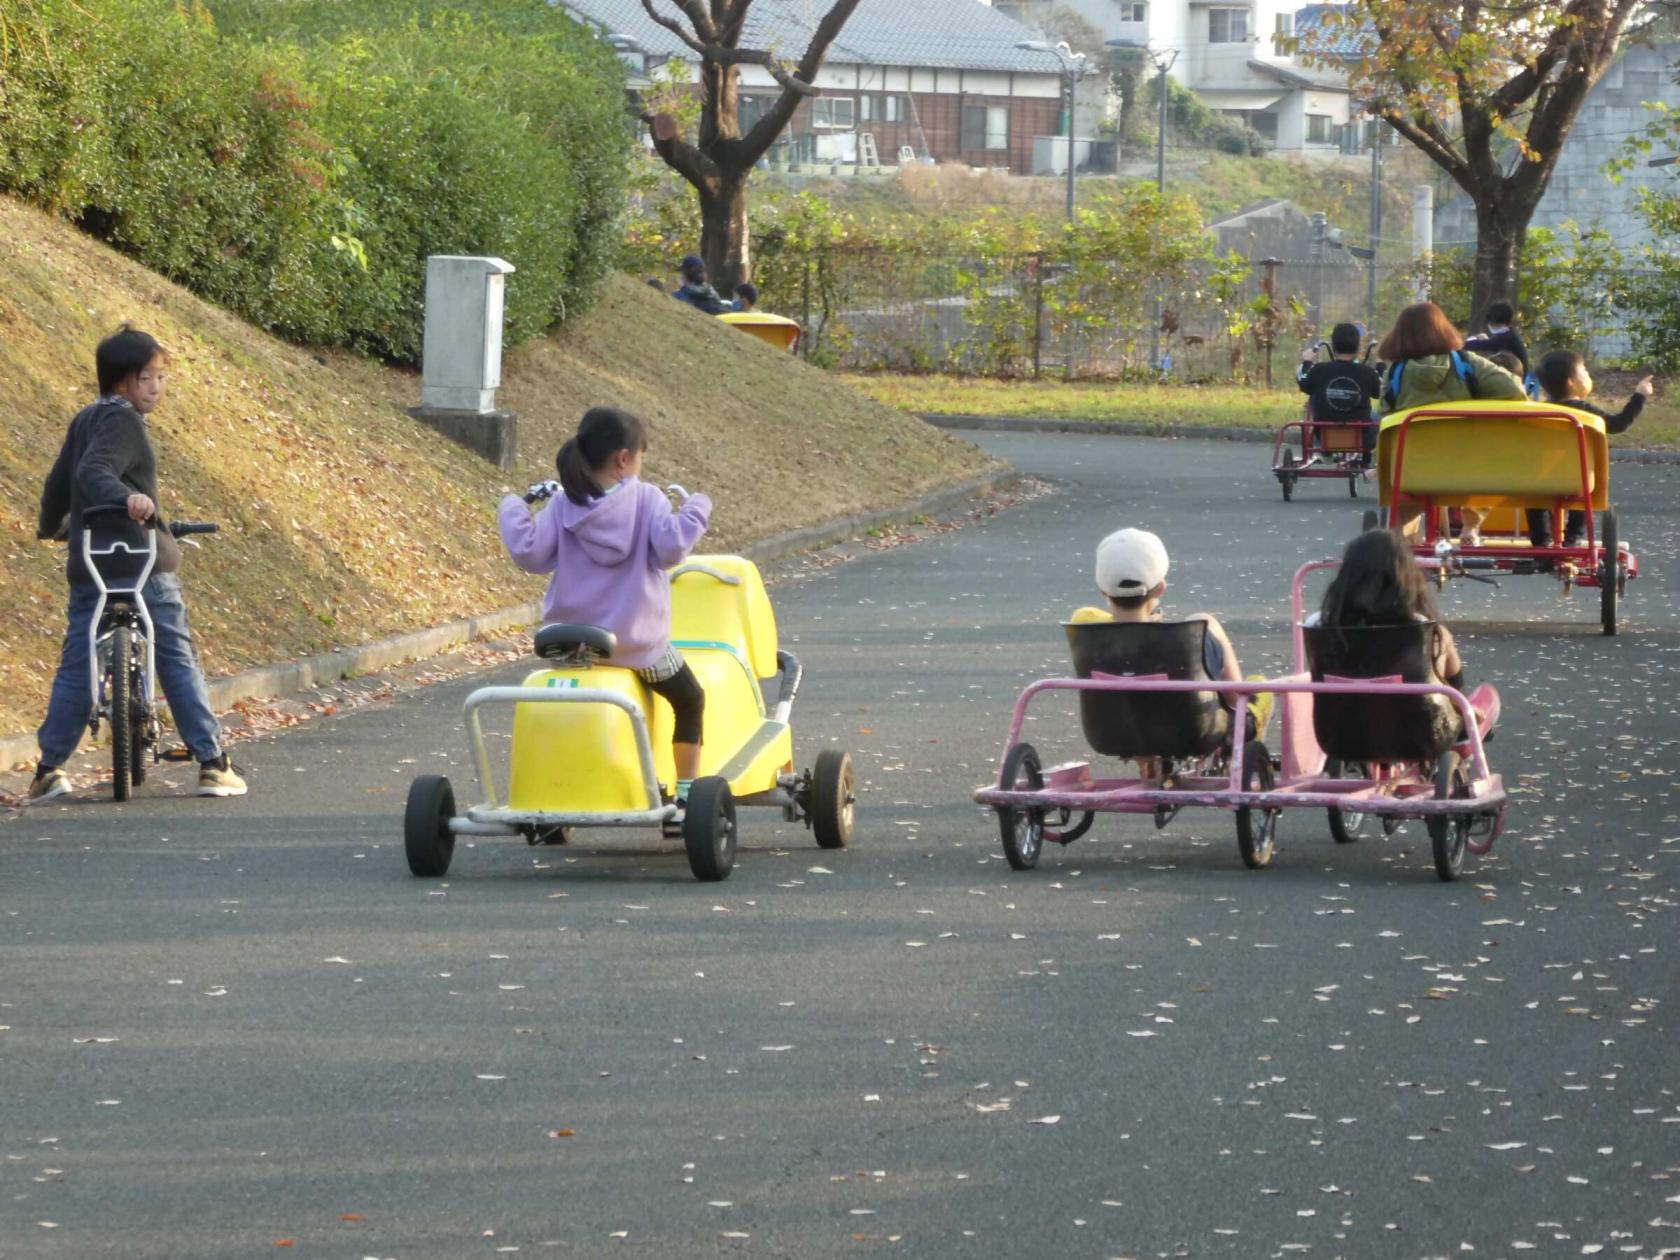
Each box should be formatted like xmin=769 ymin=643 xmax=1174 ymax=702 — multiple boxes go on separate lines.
xmin=1004 ymin=0 xmax=1354 ymax=150
xmin=556 ymin=0 xmax=1078 ymax=174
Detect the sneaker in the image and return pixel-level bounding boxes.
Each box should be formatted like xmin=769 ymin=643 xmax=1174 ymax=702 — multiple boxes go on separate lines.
xmin=197 ymin=755 xmax=247 ymax=798
xmin=26 ymin=764 xmax=72 ymax=804
xmin=1459 ymin=529 xmax=1482 ymax=548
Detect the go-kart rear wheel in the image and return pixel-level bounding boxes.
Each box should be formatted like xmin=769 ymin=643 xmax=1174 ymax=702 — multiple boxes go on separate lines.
xmin=1599 ymin=508 xmax=1619 ymax=636
xmin=996 ymin=742 xmax=1045 ymax=871
xmin=683 ymin=776 xmax=737 ymax=882
xmin=405 ymin=774 xmax=456 ymax=877
xmin=810 ymin=749 xmax=854 ymax=849
xmin=1325 ymin=758 xmax=1368 ymax=845
xmin=1235 ymin=741 xmax=1279 ymax=870
xmin=1427 ymin=752 xmax=1470 ymax=882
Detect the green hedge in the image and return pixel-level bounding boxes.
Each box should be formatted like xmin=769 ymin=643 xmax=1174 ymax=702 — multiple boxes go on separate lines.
xmin=0 ymin=0 xmax=629 ymax=361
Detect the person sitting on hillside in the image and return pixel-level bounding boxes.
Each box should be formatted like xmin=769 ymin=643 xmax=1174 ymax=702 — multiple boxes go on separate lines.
xmin=1525 ymin=349 xmax=1655 ymax=550
xmin=1298 ymin=321 xmax=1382 ymax=460
xmin=671 ymin=255 xmax=732 ymax=315
xmin=1462 ymin=300 xmax=1530 ymax=377
xmin=1378 ymin=301 xmax=1527 ymax=543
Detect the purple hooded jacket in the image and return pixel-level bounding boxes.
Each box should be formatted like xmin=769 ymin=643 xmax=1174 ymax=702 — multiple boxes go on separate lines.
xmin=499 ymin=478 xmax=712 ymax=669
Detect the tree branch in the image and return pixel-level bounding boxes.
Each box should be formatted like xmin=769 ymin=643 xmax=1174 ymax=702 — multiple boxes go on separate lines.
xmin=646 ymin=111 xmax=721 ymax=190
xmin=737 ymin=0 xmax=865 ymax=160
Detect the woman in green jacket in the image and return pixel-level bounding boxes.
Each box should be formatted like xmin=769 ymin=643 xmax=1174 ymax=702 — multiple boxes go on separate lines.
xmin=1377 ymin=301 xmax=1526 ymax=542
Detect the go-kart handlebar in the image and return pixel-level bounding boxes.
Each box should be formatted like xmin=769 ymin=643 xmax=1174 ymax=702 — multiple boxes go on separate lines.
xmin=81 ymin=506 xmax=219 ymax=538
xmin=168 ymin=521 xmax=218 ymax=538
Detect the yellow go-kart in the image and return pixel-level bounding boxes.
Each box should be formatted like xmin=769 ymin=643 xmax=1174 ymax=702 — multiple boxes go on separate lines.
xmin=403 ymin=555 xmax=855 ymax=881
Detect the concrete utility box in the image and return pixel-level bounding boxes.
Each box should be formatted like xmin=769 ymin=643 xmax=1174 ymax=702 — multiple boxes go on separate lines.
xmin=422 ymin=255 xmax=515 ymax=411
xmin=411 ymin=255 xmax=518 ymax=470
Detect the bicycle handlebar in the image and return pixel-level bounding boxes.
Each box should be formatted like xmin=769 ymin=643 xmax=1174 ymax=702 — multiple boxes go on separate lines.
xmin=168 ymin=521 xmax=218 ymax=537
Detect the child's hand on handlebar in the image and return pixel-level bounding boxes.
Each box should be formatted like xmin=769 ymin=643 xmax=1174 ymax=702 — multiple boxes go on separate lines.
xmin=524 ymin=480 xmax=561 ymax=504
xmin=666 ymin=483 xmax=691 ymax=503
xmin=127 ymin=492 xmax=156 ymax=522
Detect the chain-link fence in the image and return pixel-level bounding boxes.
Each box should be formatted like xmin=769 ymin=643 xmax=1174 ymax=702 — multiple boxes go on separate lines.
xmin=765 ymin=250 xmax=1430 ymax=380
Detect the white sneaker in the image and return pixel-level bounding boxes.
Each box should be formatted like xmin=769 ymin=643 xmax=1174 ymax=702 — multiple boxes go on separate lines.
xmin=1460 ymin=530 xmax=1482 ymax=548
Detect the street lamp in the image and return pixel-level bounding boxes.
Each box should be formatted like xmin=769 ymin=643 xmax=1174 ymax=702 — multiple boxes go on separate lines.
xmin=1016 ymin=39 xmax=1088 ymax=221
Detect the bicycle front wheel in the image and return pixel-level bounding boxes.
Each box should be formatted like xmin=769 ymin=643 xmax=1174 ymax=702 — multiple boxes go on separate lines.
xmin=110 ymin=625 xmax=133 ymax=802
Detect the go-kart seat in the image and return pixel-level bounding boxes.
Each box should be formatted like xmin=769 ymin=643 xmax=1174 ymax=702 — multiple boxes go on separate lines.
xmin=533 ymin=623 xmax=617 ymax=663
xmin=1064 ymin=619 xmax=1231 ymax=760
xmin=1301 ymin=622 xmax=1458 ymax=764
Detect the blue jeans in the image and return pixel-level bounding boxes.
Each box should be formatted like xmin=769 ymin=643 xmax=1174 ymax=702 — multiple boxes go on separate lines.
xmin=36 ymin=574 xmax=223 ymax=768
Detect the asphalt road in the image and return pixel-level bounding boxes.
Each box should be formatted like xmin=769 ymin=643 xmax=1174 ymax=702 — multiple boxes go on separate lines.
xmin=4 ymin=432 xmax=1677 ymax=1260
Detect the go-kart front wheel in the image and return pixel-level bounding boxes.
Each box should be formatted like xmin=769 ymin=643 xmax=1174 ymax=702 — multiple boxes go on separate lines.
xmin=1235 ymin=741 xmax=1278 ymax=869
xmin=1599 ymin=507 xmax=1620 ymax=636
xmin=1427 ymin=752 xmax=1471 ymax=882
xmin=996 ymin=742 xmax=1045 ymax=871
xmin=405 ymin=774 xmax=456 ymax=877
xmin=810 ymin=749 xmax=855 ymax=849
xmin=1324 ymin=758 xmax=1368 ymax=845
xmin=683 ymin=776 xmax=737 ymax=882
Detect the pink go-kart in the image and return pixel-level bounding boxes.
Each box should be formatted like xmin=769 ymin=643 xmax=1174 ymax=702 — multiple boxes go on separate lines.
xmin=972 ymin=561 xmax=1507 ymax=882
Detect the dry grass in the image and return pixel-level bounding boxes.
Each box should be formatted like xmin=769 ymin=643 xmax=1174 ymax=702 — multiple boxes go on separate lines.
xmin=845 ymin=372 xmax=1680 ymax=449
xmin=0 ymin=197 xmax=995 ymax=738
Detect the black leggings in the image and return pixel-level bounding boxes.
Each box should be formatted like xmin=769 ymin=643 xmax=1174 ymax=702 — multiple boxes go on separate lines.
xmin=1526 ymin=508 xmax=1587 ymax=548
xmin=646 ymin=663 xmax=705 ymax=745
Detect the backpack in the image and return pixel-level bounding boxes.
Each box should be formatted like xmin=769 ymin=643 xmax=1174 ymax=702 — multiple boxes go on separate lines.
xmin=1523 ymin=372 xmax=1541 ymax=402
xmin=1383 ymin=350 xmax=1475 ymax=410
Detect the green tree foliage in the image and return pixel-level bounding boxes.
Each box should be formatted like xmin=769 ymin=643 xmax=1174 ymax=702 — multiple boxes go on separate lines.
xmin=0 ymin=0 xmax=630 ymax=361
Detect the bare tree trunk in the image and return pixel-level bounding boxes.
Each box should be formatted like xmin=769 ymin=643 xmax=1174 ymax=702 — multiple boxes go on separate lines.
xmin=700 ymin=174 xmax=750 ymax=292
xmin=1469 ymin=202 xmax=1521 ymax=328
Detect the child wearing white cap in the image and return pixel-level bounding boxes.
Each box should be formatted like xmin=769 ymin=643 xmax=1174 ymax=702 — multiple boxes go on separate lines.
xmin=1072 ymin=527 xmax=1252 ymax=709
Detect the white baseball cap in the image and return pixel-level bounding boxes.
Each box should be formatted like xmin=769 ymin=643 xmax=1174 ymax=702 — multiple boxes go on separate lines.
xmin=1094 ymin=528 xmax=1169 ymax=598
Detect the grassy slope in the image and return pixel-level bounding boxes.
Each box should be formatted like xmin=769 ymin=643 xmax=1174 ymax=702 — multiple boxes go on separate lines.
xmin=0 ymin=197 xmax=995 ymax=739
xmin=844 ymin=374 xmax=1680 ymax=448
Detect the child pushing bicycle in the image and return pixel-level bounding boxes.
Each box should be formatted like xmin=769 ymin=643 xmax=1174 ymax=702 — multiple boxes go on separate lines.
xmin=31 ymin=329 xmax=245 ymax=802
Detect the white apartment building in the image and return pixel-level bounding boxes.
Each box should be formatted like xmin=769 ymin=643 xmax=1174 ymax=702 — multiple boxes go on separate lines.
xmin=1008 ymin=0 xmax=1354 ymax=150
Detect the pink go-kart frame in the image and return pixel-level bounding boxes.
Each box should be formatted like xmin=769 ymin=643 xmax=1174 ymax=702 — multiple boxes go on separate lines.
xmin=972 ymin=559 xmax=1507 ymax=882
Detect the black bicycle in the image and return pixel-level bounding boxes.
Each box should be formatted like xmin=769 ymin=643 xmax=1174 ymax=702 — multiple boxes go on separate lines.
xmin=82 ymin=510 xmax=218 ymax=801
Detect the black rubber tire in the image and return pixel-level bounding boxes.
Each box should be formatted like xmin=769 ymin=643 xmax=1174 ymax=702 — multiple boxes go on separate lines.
xmin=1427 ymin=753 xmax=1469 ymax=882
xmin=1279 ymin=449 xmax=1297 ymax=502
xmin=1361 ymin=509 xmax=1380 ymax=533
xmin=1055 ymin=811 xmax=1096 ymax=844
xmin=130 ymin=705 xmax=148 ymax=787
xmin=810 ymin=749 xmax=854 ymax=849
xmin=1325 ymin=758 xmax=1368 ymax=845
xmin=1282 ymin=472 xmax=1295 ymax=502
xmin=1600 ymin=507 xmax=1619 ymax=636
xmin=110 ymin=625 xmax=133 ymax=803
xmin=404 ymin=774 xmax=456 ymax=877
xmin=1235 ymin=740 xmax=1278 ymax=869
xmin=996 ymin=742 xmax=1045 ymax=871
xmin=684 ymin=776 xmax=737 ymax=881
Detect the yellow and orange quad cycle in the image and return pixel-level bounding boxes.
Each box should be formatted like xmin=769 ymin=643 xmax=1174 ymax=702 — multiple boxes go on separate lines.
xmin=1373 ymin=401 xmax=1638 ymax=635
xmin=402 ymin=556 xmax=854 ymax=882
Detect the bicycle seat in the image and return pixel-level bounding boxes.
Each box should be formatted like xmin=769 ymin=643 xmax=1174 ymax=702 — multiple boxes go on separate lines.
xmin=1302 ymin=622 xmax=1458 ymax=763
xmin=1063 ymin=619 xmax=1231 ymax=760
xmin=533 ymin=623 xmax=617 ymax=663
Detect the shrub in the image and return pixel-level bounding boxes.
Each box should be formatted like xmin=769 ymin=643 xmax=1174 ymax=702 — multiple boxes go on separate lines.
xmin=0 ymin=0 xmax=630 ymax=361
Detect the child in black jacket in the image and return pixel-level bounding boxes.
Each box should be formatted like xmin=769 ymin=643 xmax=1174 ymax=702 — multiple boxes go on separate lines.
xmin=1526 ymin=349 xmax=1654 ymax=549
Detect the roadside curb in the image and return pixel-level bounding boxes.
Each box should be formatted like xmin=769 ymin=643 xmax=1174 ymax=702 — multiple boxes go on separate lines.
xmin=1 ymin=468 xmax=1018 ymax=770
xmin=917 ymin=412 xmax=1680 ymax=463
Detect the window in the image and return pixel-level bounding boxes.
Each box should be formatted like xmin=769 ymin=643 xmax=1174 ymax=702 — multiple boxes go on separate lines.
xmin=1207 ymin=6 xmax=1250 ymax=43
xmin=1118 ymin=1 xmax=1147 ymax=19
xmin=812 ymin=97 xmax=855 ymax=129
xmin=1272 ymin=9 xmax=1292 ymax=52
xmin=738 ymin=95 xmax=770 ymax=132
xmin=960 ymin=102 xmax=1009 ymax=150
xmin=1306 ymin=113 xmax=1333 ymax=143
xmin=860 ymin=95 xmax=876 ymax=122
xmin=885 ymin=94 xmax=906 ymax=122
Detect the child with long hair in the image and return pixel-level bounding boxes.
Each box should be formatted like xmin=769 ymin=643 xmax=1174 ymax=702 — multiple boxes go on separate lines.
xmin=499 ymin=407 xmax=712 ymax=810
xmin=1313 ymin=529 xmax=1465 ymax=687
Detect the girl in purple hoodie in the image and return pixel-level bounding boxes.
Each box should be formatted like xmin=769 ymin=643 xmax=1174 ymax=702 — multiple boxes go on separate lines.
xmin=500 ymin=407 xmax=712 ymax=808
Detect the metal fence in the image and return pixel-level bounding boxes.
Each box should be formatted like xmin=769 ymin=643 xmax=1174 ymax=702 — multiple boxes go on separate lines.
xmin=762 ymin=248 xmax=1658 ymax=378
xmin=763 ymin=250 xmax=1425 ymax=380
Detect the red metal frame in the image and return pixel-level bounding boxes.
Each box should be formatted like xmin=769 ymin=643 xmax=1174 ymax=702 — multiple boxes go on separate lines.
xmin=1271 ymin=405 xmax=1378 ymax=482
